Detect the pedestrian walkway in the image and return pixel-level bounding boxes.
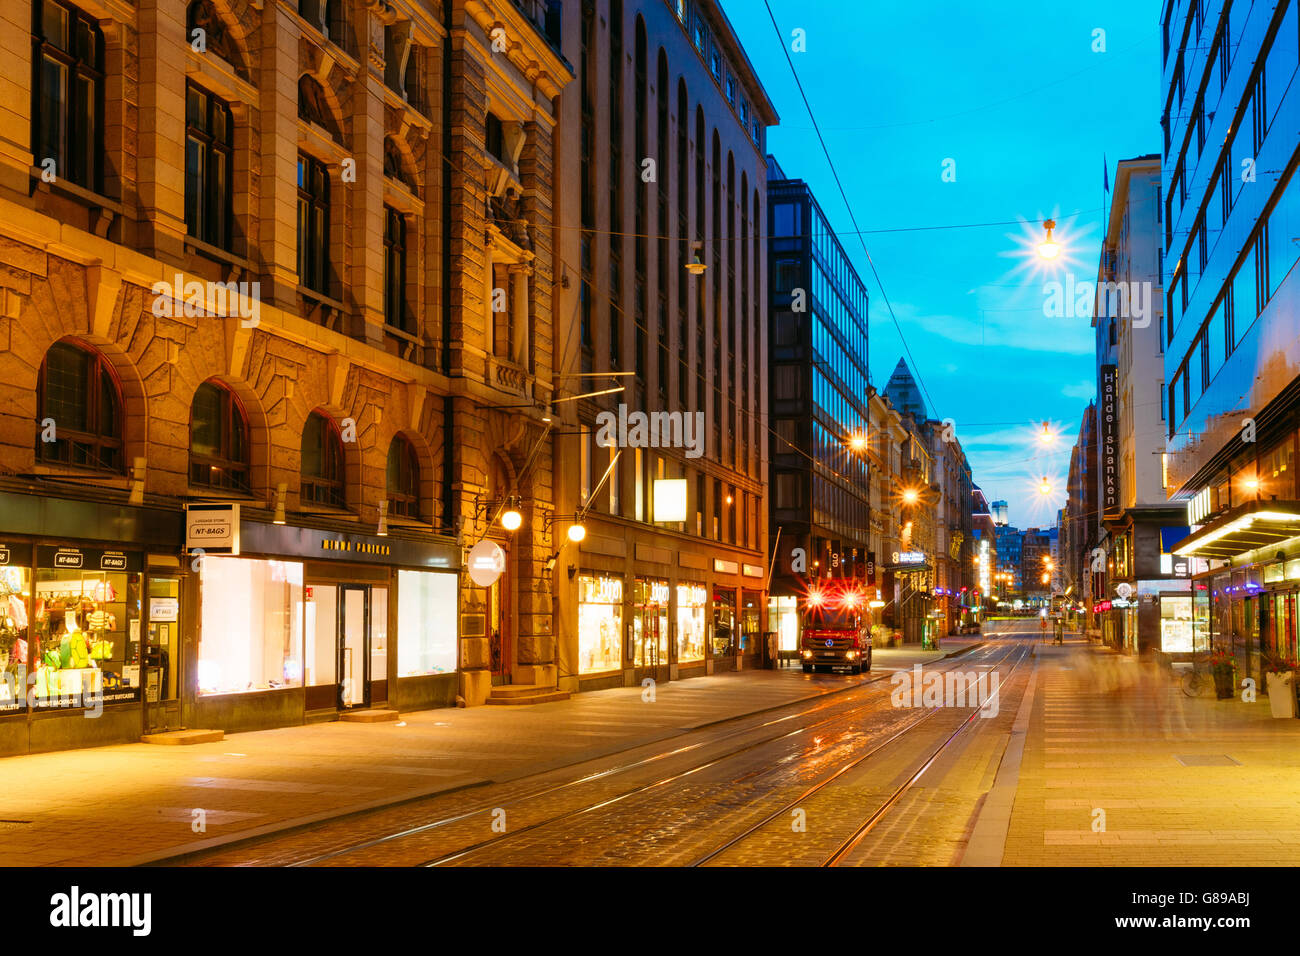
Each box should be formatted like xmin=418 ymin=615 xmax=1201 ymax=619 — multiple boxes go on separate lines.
xmin=0 ymin=639 xmax=981 ymax=866
xmin=997 ymin=637 xmax=1300 ymax=865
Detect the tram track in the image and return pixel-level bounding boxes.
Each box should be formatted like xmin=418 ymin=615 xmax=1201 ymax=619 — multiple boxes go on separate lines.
xmin=693 ymin=638 xmax=1034 ymax=867
xmin=412 ymin=639 xmax=1027 ymax=867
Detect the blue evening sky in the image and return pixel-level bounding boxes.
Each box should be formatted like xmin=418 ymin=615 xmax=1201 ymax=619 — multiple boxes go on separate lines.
xmin=721 ymin=0 xmax=1162 ymax=528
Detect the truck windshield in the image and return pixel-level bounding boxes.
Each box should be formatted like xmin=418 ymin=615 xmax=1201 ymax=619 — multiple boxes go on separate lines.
xmin=803 ymin=606 xmax=860 ymax=630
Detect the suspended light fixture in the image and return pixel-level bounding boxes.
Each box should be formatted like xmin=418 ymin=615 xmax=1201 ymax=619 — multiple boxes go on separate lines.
xmin=1038 ymin=219 xmax=1059 ymax=259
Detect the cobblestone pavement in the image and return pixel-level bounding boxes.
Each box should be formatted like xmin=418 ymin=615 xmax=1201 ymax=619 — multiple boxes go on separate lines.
xmin=193 ymin=638 xmax=1028 ymax=867
xmin=0 ymin=639 xmax=979 ymax=866
xmin=1001 ymin=636 xmax=1300 ymax=865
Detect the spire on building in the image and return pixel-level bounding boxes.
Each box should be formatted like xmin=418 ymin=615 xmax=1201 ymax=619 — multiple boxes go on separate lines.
xmin=884 ymin=357 xmax=928 ymax=421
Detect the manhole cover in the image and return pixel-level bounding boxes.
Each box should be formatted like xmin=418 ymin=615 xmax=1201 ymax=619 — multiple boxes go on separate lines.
xmin=1175 ymin=754 xmax=1241 ymax=766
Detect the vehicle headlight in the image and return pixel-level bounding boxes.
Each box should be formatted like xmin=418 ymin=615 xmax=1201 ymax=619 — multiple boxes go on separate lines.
xmin=802 ymin=650 xmax=812 ymax=658
xmin=846 ymin=651 xmax=857 ymax=659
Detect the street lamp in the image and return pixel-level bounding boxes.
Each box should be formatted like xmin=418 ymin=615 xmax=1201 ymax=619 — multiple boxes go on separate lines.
xmin=567 ymin=523 xmax=587 ymax=543
xmin=1038 ymin=219 xmax=1059 ymax=259
xmin=1038 ymin=477 xmax=1052 ymax=496
xmin=501 ymin=507 xmax=523 ymax=531
xmin=848 ymin=433 xmax=867 ymax=453
xmin=902 ymin=488 xmax=919 ymax=505
xmin=1038 ymin=422 xmax=1056 ymax=445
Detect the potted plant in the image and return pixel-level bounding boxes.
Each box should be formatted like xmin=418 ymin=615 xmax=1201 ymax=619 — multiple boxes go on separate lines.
xmin=1264 ymin=657 xmax=1299 ymax=719
xmin=1208 ymin=646 xmax=1237 ymax=700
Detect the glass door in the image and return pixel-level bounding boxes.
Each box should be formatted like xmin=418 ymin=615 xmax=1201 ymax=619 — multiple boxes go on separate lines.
xmin=144 ymin=574 xmax=180 ymax=732
xmin=339 ymin=585 xmax=369 ymax=709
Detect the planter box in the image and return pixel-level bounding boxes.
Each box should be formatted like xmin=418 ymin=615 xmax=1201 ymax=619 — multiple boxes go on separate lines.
xmin=1213 ymin=665 xmax=1236 ymax=700
xmin=1266 ymin=671 xmax=1298 ymax=719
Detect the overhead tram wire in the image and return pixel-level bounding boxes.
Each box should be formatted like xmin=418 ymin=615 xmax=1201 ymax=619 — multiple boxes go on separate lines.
xmin=760 ymin=0 xmax=937 ymax=419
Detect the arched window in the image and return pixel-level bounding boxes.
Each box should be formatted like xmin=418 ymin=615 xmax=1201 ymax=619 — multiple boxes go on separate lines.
xmin=189 ymin=381 xmax=249 ymax=492
xmin=35 ymin=340 xmax=123 ymax=472
xmin=386 ymin=436 xmax=420 ymax=518
xmin=301 ymin=411 xmax=345 ymax=508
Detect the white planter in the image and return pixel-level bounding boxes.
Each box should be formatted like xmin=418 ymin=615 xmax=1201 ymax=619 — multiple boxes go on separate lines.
xmin=1266 ymin=672 xmax=1298 ymax=719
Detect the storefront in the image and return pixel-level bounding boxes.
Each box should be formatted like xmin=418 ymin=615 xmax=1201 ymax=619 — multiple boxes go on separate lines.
xmin=632 ymin=578 xmax=669 ymax=682
xmin=711 ymin=586 xmax=737 ymax=672
xmin=186 ymin=520 xmax=459 ymax=734
xmin=768 ymin=595 xmax=799 ymax=658
xmin=577 ymin=573 xmax=624 ymax=690
xmin=676 ymin=582 xmax=708 ymax=677
xmin=0 ymin=491 xmax=184 ymax=756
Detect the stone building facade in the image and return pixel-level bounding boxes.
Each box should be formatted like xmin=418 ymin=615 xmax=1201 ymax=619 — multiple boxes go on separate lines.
xmin=0 ymin=0 xmax=569 ymax=754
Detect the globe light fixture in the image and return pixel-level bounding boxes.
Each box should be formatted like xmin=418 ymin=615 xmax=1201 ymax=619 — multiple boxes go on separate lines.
xmin=567 ymin=523 xmax=587 ymax=543
xmin=501 ymin=508 xmax=523 ymax=531
xmin=1038 ymin=219 xmax=1059 ymax=259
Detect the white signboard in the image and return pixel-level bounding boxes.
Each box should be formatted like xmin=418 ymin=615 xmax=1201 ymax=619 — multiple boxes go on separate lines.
xmin=149 ymin=597 xmax=179 ymax=622
xmin=467 ymin=540 xmax=506 ymax=587
xmin=186 ymin=503 xmax=240 ymax=554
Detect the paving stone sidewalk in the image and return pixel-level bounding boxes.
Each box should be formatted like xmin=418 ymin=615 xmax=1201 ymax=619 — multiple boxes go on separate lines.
xmin=0 ymin=639 xmax=981 ymax=866
xmin=1000 ymin=638 xmax=1300 ymax=865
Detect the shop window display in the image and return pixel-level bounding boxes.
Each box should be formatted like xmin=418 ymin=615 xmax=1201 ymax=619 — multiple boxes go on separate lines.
xmin=1 ymin=563 xmax=31 ymax=714
xmin=396 ymin=570 xmax=457 ymax=676
xmin=31 ymin=550 xmax=141 ymax=707
xmin=578 ymin=575 xmax=623 ymax=674
xmin=676 ymin=584 xmax=707 ymax=663
xmin=198 ymin=556 xmax=303 ymax=695
xmin=712 ymin=589 xmax=735 ymax=658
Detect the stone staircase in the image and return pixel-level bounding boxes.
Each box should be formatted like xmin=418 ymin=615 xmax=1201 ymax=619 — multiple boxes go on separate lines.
xmin=486 ymin=684 xmax=571 ymax=706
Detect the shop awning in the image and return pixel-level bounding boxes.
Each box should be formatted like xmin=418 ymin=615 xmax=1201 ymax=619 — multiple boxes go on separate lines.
xmin=1171 ymin=500 xmax=1300 ymax=559
xmin=883 ymin=562 xmax=931 ymax=573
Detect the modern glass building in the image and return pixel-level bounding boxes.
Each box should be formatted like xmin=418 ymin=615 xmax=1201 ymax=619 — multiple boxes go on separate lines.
xmin=1163 ymin=0 xmax=1300 ymax=681
xmin=766 ymin=155 xmax=871 ymax=646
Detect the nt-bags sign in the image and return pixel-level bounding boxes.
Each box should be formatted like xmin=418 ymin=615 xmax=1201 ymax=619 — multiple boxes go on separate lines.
xmin=1100 ymin=365 xmax=1119 ymax=521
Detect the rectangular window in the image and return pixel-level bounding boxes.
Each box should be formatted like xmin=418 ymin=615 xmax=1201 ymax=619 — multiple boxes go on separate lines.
xmin=1232 ymin=240 xmax=1259 ymax=348
xmin=198 ymin=557 xmax=304 ymax=696
xmin=1263 ymin=1 xmax=1298 ymax=134
xmin=186 ymin=84 xmax=234 ymax=250
xmin=578 ymin=575 xmax=623 ymax=673
xmin=774 ymin=365 xmax=802 ymax=400
xmin=297 ymin=153 xmax=331 ymax=295
xmin=32 ymin=0 xmax=104 ymax=191
xmin=774 ymin=258 xmax=800 ymax=293
xmin=383 ymin=206 xmax=409 ymax=331
xmin=1206 ymin=297 xmax=1225 ymax=378
xmin=1267 ymin=166 xmax=1300 ymax=299
xmin=396 ymin=570 xmax=458 ymax=676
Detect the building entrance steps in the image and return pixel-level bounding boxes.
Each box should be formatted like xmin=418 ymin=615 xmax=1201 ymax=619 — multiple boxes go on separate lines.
xmin=487 ymin=685 xmax=572 ymax=705
xmin=337 ymin=709 xmax=401 ymax=723
xmin=140 ymin=729 xmax=225 ymax=745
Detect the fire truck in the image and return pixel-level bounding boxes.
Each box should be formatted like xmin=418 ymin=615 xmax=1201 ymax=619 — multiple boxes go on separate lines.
xmin=799 ymin=583 xmax=873 ymax=675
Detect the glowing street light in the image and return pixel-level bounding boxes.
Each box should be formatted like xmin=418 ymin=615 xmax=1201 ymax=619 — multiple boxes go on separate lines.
xmin=1038 ymin=477 xmax=1052 ymax=496
xmin=902 ymin=488 xmax=920 ymax=505
xmin=567 ymin=523 xmax=587 ymax=543
xmin=1038 ymin=422 xmax=1057 ymax=445
xmin=501 ymin=507 xmax=523 ymax=531
xmin=848 ymin=433 xmax=867 ymax=453
xmin=1038 ymin=219 xmax=1059 ymax=259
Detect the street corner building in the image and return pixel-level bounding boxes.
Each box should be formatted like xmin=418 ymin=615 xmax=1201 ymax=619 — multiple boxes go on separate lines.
xmin=546 ymin=0 xmax=778 ymax=692
xmin=0 ymin=0 xmax=575 ymax=754
xmin=1159 ymin=0 xmax=1300 ymax=677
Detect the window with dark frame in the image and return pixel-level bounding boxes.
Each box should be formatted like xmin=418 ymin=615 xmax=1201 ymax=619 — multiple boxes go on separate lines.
xmin=185 ymin=83 xmax=234 ymax=251
xmin=297 ymin=153 xmax=331 ymax=295
xmin=383 ymin=205 xmax=410 ymax=332
xmin=301 ymin=411 xmax=346 ymax=508
xmin=35 ymin=340 xmax=123 ymax=473
xmin=189 ymin=380 xmax=250 ymax=493
xmin=31 ymin=0 xmax=104 ymax=192
xmin=386 ymin=436 xmax=421 ymax=519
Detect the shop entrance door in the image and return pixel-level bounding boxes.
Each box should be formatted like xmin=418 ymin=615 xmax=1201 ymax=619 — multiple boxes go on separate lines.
xmin=338 ymin=585 xmax=369 ymax=709
xmin=633 ymin=609 xmax=669 ymax=685
xmin=488 ymin=549 xmax=513 ymax=685
xmin=144 ymin=574 xmax=181 ymax=733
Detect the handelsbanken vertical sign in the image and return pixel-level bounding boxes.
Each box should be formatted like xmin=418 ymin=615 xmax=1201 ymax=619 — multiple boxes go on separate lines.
xmin=1100 ymin=364 xmax=1119 ymax=520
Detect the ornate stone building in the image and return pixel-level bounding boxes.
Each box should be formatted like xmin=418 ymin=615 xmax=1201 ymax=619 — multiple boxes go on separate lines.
xmin=0 ymin=0 xmax=569 ymax=754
